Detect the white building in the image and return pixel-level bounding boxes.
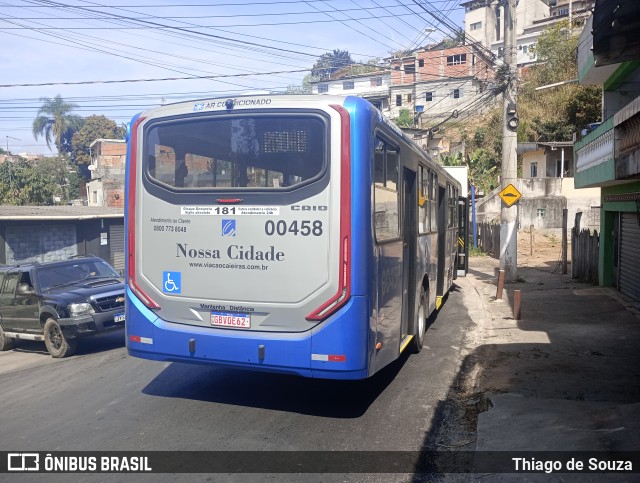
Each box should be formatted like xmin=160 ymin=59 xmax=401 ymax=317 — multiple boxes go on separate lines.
xmin=462 ymin=0 xmax=550 ymax=54
xmin=464 ymin=0 xmax=594 ymax=67
xmin=309 ymin=71 xmax=391 ymax=112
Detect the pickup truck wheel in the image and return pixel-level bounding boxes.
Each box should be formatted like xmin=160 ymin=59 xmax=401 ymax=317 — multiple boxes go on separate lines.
xmin=44 ymin=318 xmax=77 ymax=358
xmin=0 ymin=326 xmax=14 ymax=351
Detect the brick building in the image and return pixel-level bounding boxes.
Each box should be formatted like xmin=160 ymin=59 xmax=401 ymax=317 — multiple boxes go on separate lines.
xmin=86 ymin=139 xmax=126 ymax=207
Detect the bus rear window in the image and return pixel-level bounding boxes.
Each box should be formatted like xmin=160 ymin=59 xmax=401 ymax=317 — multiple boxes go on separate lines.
xmin=144 ymin=115 xmax=326 ymax=189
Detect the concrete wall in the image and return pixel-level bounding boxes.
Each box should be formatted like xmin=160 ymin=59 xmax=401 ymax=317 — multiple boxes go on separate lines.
xmin=3 ymin=223 xmax=78 ymax=264
xmin=522 ymin=149 xmax=546 ymax=178
xmin=0 ymin=218 xmax=124 ymax=270
xmin=474 ymin=177 xmax=601 ymax=230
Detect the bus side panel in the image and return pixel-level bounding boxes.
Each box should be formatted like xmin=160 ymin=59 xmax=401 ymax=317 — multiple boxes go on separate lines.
xmin=309 ymin=295 xmax=369 ymax=379
xmin=344 ymin=97 xmax=377 ymax=376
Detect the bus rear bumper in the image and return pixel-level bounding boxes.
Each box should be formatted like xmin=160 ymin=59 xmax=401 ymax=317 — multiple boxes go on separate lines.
xmin=126 ymin=289 xmax=370 ymax=380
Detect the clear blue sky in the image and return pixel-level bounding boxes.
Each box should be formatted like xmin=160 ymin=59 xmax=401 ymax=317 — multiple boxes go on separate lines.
xmin=0 ymin=0 xmax=464 ymax=155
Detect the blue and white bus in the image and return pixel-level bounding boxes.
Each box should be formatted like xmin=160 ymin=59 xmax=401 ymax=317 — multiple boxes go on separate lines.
xmin=125 ymin=95 xmax=464 ymax=379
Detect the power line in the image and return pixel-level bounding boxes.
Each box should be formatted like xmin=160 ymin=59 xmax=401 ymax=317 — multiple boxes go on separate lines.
xmin=0 ymin=11 xmax=426 ymax=28
xmin=0 ymin=68 xmax=311 ymax=88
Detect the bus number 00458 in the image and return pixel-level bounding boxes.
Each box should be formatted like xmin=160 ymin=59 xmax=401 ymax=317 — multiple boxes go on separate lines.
xmin=265 ymin=220 xmax=323 ymax=236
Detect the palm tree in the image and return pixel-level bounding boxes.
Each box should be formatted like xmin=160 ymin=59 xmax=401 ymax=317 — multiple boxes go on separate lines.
xmin=32 ymin=95 xmax=83 ymax=154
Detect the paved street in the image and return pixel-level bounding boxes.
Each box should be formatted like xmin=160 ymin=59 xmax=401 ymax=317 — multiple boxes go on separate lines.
xmin=0 ymin=285 xmax=472 ymax=479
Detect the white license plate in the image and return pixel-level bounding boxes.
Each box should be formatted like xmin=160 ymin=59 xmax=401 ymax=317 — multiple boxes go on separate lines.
xmin=114 ymin=313 xmax=125 ymax=323
xmin=211 ymin=311 xmax=250 ymax=329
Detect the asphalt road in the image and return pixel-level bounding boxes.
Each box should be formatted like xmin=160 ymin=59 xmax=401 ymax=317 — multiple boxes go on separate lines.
xmin=0 ymin=285 xmax=472 ymax=480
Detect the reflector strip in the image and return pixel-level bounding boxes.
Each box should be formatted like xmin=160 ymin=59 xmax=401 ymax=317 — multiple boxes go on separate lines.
xmin=311 ymin=354 xmax=346 ymax=362
xmin=129 ymin=335 xmax=153 ymax=344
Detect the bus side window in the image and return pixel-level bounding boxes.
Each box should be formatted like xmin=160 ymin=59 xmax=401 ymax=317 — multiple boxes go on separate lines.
xmin=430 ymin=172 xmax=438 ymax=232
xmin=418 ymin=165 xmax=430 ymax=234
xmin=374 ymin=137 xmax=400 ymax=241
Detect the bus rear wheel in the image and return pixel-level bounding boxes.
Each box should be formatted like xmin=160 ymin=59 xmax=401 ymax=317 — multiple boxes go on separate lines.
xmin=410 ymin=288 xmax=427 ymax=354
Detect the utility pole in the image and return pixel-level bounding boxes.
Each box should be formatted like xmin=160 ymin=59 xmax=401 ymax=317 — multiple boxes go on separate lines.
xmin=500 ymin=0 xmax=519 ymax=281
xmin=6 ymin=135 xmax=21 ymax=153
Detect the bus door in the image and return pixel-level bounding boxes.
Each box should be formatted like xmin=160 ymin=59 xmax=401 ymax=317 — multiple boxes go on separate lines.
xmin=401 ymin=168 xmax=417 ymax=341
xmin=436 ymin=183 xmax=447 ymax=307
xmin=457 ymin=196 xmax=469 ymax=277
xmin=373 ymin=137 xmax=403 ymax=368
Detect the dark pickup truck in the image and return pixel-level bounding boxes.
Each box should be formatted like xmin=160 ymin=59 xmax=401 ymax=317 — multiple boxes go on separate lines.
xmin=0 ymin=256 xmax=125 ymax=358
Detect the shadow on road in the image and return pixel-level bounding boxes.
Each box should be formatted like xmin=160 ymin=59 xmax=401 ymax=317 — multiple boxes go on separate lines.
xmin=139 ymin=286 xmax=459 ymax=419
xmin=141 ymin=351 xmax=410 ymax=418
xmin=139 ymin=336 xmax=427 ymax=418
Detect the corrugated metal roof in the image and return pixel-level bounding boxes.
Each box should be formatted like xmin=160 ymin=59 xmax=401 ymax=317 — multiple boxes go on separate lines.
xmin=0 ymin=205 xmax=123 ymax=220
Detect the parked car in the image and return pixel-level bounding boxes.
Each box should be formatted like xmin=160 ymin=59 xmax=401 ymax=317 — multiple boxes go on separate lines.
xmin=0 ymin=256 xmax=125 ymax=358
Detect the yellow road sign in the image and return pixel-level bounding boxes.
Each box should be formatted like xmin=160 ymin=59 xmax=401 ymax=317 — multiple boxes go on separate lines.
xmin=499 ymin=183 xmax=522 ymax=207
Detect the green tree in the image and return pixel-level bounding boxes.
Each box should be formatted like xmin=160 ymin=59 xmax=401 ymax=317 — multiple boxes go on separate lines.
xmin=519 ymin=20 xmax=601 ymax=140
xmin=440 ymin=152 xmax=464 ymax=166
xmin=311 ymin=49 xmax=353 ymax=79
xmin=71 ymin=115 xmax=125 ymax=165
xmin=455 ymin=110 xmax=503 ymax=193
xmin=66 ymin=168 xmax=82 ymax=200
xmin=529 ymin=20 xmax=577 ymax=85
xmin=0 ymin=160 xmax=56 ymax=205
xmin=565 ymin=86 xmax=602 ymax=130
xmin=285 ymin=74 xmax=313 ymax=94
xmin=38 ymin=157 xmax=78 ymax=203
xmin=32 ymin=95 xmax=83 ymax=155
xmin=395 ymin=108 xmax=414 ymax=128
xmin=468 ymin=148 xmax=499 ymax=193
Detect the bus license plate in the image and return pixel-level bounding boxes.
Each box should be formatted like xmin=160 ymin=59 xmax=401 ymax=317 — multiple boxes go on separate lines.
xmin=211 ymin=311 xmax=251 ymax=329
xmin=114 ymin=313 xmax=125 ymax=323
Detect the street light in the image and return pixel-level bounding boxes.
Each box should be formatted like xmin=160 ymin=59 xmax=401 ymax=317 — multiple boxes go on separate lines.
xmin=6 ymin=135 xmax=20 ymax=153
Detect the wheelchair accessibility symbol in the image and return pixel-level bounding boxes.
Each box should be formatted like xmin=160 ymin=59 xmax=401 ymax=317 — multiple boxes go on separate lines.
xmin=163 ymin=271 xmax=181 ymax=294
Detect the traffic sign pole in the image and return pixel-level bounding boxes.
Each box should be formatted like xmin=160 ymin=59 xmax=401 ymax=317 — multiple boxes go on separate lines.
xmin=500 ymin=0 xmax=519 ymax=282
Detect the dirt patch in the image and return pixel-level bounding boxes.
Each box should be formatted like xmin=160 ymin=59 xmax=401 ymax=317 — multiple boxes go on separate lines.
xmin=517 ymin=229 xmax=565 ymax=271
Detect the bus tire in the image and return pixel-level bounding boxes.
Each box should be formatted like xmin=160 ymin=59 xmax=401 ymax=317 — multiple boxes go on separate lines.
xmin=410 ymin=288 xmax=427 ymax=354
xmin=44 ymin=318 xmax=77 ymax=358
xmin=0 ymin=326 xmax=14 ymax=351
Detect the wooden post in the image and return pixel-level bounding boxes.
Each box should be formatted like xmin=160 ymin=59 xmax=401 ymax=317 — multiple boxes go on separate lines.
xmin=572 ymin=212 xmax=582 ymax=278
xmin=529 ymin=224 xmax=534 ymax=257
xmin=562 ymin=208 xmax=568 ymax=274
xmin=514 ymin=290 xmax=521 ymax=320
xmin=496 ymin=269 xmax=505 ymax=300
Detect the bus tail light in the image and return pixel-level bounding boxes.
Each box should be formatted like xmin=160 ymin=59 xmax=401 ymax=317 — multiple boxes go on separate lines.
xmin=126 ymin=116 xmax=160 ymax=310
xmin=306 ymin=105 xmax=351 ymax=321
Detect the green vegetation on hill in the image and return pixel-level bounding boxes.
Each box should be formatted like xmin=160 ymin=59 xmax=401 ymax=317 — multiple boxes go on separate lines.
xmin=446 ymin=20 xmax=601 ymax=194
